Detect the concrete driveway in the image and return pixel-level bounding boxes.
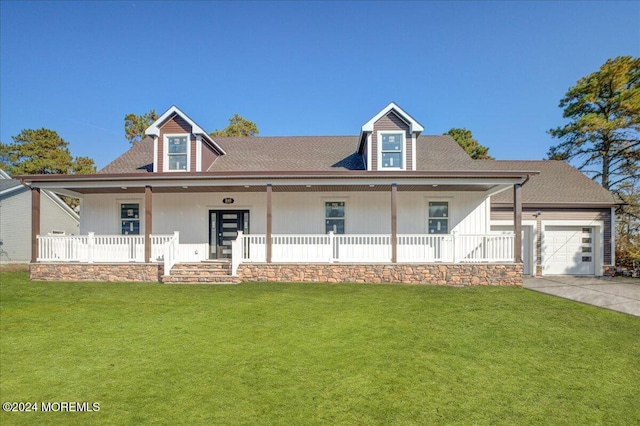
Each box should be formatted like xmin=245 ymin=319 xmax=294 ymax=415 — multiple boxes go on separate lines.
xmin=523 ymin=276 xmax=640 ymax=317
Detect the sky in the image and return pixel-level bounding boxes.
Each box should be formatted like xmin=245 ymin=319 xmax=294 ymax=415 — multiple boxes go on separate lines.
xmin=1 ymin=1 xmax=639 ymax=170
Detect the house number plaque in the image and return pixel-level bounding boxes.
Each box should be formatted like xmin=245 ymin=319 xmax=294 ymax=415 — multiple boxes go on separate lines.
xmin=223 ymin=198 xmax=234 ymax=204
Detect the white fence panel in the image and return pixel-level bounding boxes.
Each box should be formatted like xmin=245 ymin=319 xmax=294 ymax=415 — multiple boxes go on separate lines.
xmin=243 ymin=234 xmax=266 ymax=262
xmin=150 ymin=235 xmax=173 ymax=262
xmin=397 ymin=235 xmax=454 ymax=262
xmin=334 ymin=235 xmax=391 ymax=262
xmin=272 ymin=235 xmax=332 ymax=262
xmin=38 ymin=235 xmax=89 ymax=262
xmin=456 ymin=234 xmax=514 ymax=263
xmin=92 ymin=235 xmax=144 ymax=262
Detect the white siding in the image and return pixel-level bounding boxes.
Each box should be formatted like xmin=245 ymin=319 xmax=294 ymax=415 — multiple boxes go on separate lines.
xmin=0 ymin=188 xmax=79 ymax=262
xmin=273 ymin=192 xmax=390 ymax=234
xmin=0 ymin=189 xmax=31 ymax=261
xmin=153 ymin=192 xmax=266 ymax=243
xmin=397 ymin=191 xmax=489 ymax=234
xmin=80 ymin=190 xmax=491 ymax=242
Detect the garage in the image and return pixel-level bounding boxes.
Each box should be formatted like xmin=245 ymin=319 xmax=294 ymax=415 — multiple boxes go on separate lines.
xmin=543 ymin=226 xmax=595 ymax=275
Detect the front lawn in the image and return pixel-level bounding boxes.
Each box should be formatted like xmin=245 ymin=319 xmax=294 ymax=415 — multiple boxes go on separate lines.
xmin=1 ymin=271 xmax=638 ymax=425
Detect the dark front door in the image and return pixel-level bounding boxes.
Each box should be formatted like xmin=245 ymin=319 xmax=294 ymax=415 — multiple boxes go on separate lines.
xmin=209 ymin=210 xmax=249 ymax=260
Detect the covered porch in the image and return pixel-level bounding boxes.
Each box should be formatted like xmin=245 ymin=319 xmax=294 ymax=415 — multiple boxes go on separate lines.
xmin=22 ymin=170 xmax=534 ymax=284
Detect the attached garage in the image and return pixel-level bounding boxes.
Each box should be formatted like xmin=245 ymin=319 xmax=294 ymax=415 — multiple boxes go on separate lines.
xmin=542 ymin=226 xmax=595 ymax=275
xmin=490 ymin=160 xmax=617 ymax=277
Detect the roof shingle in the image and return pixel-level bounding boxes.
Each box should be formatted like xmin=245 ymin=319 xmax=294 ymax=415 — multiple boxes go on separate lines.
xmin=96 ymin=135 xmax=615 ymax=205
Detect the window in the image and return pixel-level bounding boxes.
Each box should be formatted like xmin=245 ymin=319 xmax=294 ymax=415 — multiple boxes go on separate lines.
xmin=380 ymin=132 xmax=404 ymax=169
xmin=325 ymin=202 xmax=345 ymax=234
xmin=121 ymin=203 xmax=140 ymax=235
xmin=167 ymin=135 xmax=188 ymax=171
xmin=428 ymin=202 xmax=448 ymax=234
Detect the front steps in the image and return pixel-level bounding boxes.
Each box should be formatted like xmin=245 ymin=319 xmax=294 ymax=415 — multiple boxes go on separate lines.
xmin=162 ymin=262 xmax=240 ymax=284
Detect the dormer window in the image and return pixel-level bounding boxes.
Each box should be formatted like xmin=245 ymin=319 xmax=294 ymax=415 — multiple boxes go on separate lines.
xmin=164 ymin=134 xmax=190 ymax=172
xmin=379 ymin=131 xmax=405 ymax=170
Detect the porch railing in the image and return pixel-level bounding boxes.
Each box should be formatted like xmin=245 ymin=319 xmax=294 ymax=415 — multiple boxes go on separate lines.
xmin=37 ymin=233 xmax=174 ymax=263
xmin=38 ymin=232 xmax=515 ymax=276
xmin=231 ymin=233 xmax=515 ymax=275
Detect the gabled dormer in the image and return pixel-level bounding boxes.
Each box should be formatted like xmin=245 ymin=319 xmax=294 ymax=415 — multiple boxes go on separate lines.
xmin=358 ymin=102 xmax=424 ymax=171
xmin=145 ymin=106 xmax=225 ymax=173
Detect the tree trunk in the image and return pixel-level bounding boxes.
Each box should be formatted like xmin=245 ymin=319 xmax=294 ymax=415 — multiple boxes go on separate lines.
xmin=602 ymin=153 xmax=610 ymax=190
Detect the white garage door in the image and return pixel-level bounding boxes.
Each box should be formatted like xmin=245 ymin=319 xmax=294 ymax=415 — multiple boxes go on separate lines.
xmin=491 ymin=225 xmax=532 ymax=275
xmin=543 ymin=226 xmax=595 ymax=275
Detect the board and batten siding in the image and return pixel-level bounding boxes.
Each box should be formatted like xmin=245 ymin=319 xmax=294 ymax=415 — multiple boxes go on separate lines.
xmin=80 ymin=191 xmax=490 ymax=244
xmin=0 ymin=188 xmax=79 ymax=261
xmin=157 ymin=115 xmax=194 ymax=172
xmin=491 ymin=207 xmax=612 ymax=266
xmin=371 ymin=111 xmax=412 ymax=171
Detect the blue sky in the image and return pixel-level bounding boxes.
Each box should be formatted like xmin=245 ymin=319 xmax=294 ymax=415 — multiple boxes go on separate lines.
xmin=1 ymin=1 xmax=638 ymax=169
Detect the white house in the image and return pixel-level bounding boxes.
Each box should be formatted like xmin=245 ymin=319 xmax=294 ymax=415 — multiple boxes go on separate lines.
xmin=18 ymin=104 xmax=616 ymax=284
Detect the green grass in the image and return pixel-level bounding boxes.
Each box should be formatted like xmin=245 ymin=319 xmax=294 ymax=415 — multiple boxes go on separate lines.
xmin=1 ymin=271 xmax=639 ymax=425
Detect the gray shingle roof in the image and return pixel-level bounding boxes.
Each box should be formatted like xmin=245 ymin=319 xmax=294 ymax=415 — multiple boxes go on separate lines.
xmin=99 ymin=137 xmax=154 ymax=174
xmin=211 ymin=136 xmax=365 ymax=171
xmin=99 ymin=135 xmax=474 ymax=173
xmin=97 ymin=135 xmax=615 ymax=205
xmin=488 ymin=160 xmax=616 ymax=205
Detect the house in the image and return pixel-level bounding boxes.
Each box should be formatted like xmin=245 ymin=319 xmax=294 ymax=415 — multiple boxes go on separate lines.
xmin=0 ymin=169 xmax=79 ymax=263
xmin=19 ymin=103 xmax=616 ymax=284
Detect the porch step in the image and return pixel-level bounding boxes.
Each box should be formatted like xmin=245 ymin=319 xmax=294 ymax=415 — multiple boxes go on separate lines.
xmin=162 ymin=275 xmax=240 ymax=284
xmin=162 ymin=262 xmax=238 ymax=284
xmin=169 ymin=263 xmax=232 ymax=275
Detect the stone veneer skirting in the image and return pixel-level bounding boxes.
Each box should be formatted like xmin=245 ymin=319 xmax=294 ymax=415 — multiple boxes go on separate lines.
xmin=30 ymin=263 xmax=162 ymax=282
xmin=238 ymin=263 xmax=523 ymax=286
xmin=30 ymin=262 xmax=523 ymax=286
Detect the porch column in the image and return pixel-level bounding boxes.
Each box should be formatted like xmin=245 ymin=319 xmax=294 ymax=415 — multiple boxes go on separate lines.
xmin=514 ymin=183 xmax=523 ymax=264
xmin=145 ymin=185 xmax=153 ymax=263
xmin=266 ymin=184 xmax=272 ymax=263
xmin=31 ymin=187 xmax=41 ymax=263
xmin=391 ymin=183 xmax=397 ymax=263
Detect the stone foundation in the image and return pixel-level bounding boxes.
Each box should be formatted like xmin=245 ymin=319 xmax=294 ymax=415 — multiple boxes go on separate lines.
xmin=30 ymin=263 xmax=163 ymax=282
xmin=238 ymin=263 xmax=523 ymax=286
xmin=30 ymin=262 xmax=523 ymax=286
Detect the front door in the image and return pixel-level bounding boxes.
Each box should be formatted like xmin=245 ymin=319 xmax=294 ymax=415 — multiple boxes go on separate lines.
xmin=209 ymin=210 xmax=249 ymax=260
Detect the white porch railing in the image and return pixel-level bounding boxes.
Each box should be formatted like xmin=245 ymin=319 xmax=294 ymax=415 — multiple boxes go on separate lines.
xmin=37 ymin=233 xmax=175 ymax=263
xmin=397 ymin=235 xmax=454 ymax=262
xmin=230 ymin=232 xmax=515 ymax=275
xmin=38 ymin=232 xmax=515 ymax=276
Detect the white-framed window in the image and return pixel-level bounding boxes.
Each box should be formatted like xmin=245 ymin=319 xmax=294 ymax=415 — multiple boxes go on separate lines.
xmin=378 ymin=131 xmax=405 ymax=170
xmin=428 ymin=201 xmax=449 ymax=234
xmin=164 ymin=134 xmax=190 ymax=172
xmin=325 ymin=201 xmax=345 ymax=234
xmin=120 ymin=203 xmax=140 ymax=235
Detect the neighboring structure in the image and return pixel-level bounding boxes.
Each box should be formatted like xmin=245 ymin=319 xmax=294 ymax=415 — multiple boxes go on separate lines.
xmin=19 ymin=103 xmax=616 ymax=284
xmin=0 ymin=169 xmax=79 ymax=263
